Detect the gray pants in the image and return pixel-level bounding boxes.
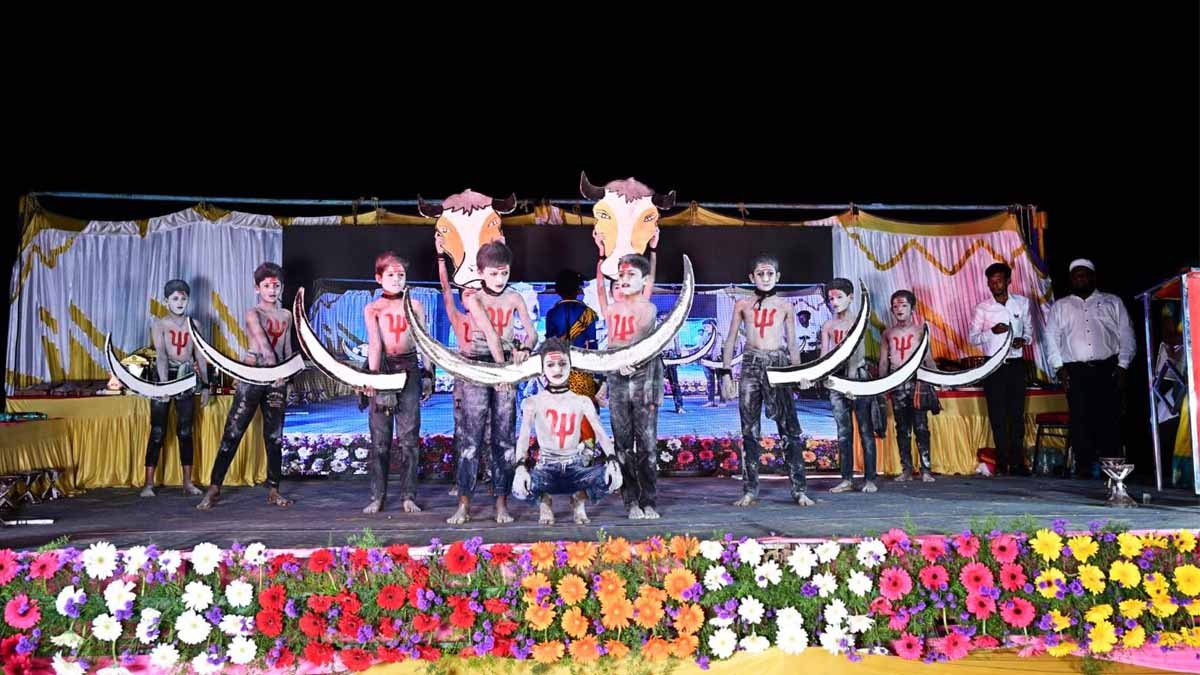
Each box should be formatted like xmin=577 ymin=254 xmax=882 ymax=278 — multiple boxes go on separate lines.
xmin=738 ymin=349 xmax=807 ymax=498
xmin=892 ymin=380 xmax=931 ymax=473
xmin=609 ymin=359 xmax=663 ymax=509
xmin=366 ymin=353 xmax=421 ymax=503
xmin=455 ymin=355 xmax=516 ymax=498
xmin=210 ymin=381 xmax=286 ymax=488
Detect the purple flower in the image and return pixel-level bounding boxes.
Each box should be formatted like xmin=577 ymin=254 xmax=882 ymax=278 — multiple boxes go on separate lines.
xmin=1051 ymin=519 xmax=1068 ymax=535
xmin=204 ymin=606 xmax=223 ymax=625
xmin=357 ymin=625 xmax=374 ymax=644
xmin=284 ymin=599 xmax=299 ymax=619
xmin=801 ymin=583 xmax=818 ymax=597
xmin=15 ymin=636 xmax=36 ymax=655
xmin=697 ymin=655 xmax=710 ymax=670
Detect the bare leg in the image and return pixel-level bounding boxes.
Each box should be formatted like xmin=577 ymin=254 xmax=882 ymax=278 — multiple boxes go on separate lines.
xmin=571 ymin=492 xmax=589 ymax=524
xmin=447 ymin=496 xmax=470 ymax=524
xmin=495 ymin=495 xmax=514 ymax=524
xmin=181 ymin=466 xmax=202 ymax=496
xmin=196 ymin=485 xmax=220 ymax=510
xmin=538 ymin=495 xmax=555 ymax=524
xmin=141 ymin=466 xmax=156 ymax=497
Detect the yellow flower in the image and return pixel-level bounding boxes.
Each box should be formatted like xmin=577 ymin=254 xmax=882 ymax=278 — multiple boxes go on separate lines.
xmin=1119 ymin=599 xmax=1147 ymax=619
xmin=1158 ymin=632 xmax=1183 ymax=648
xmin=1143 ymin=534 xmax=1169 ymax=549
xmin=1122 ymin=626 xmax=1146 ymax=649
xmin=1049 ymin=610 xmax=1071 ymax=631
xmin=1035 ymin=568 xmax=1067 ymax=599
xmin=1183 ymin=627 xmax=1200 ymax=648
xmin=1109 ymin=560 xmax=1141 ymax=589
xmin=1186 ymin=600 xmax=1200 ymax=617
xmin=1117 ymin=532 xmax=1143 ymax=558
xmin=1174 ymin=529 xmax=1197 ymax=553
xmin=1047 ymin=640 xmax=1078 ymax=657
xmin=1030 ymin=529 xmax=1063 ymax=562
xmin=1084 ymin=604 xmax=1113 ymax=624
xmin=1152 ymin=597 xmax=1179 ymax=618
xmin=1067 ymin=535 xmax=1099 ymax=564
xmin=1077 ymin=564 xmax=1106 ymax=595
xmin=1144 ymin=572 xmax=1170 ymax=597
xmin=1173 ymin=564 xmax=1200 ymax=597
xmin=1088 ymin=621 xmax=1117 ymax=654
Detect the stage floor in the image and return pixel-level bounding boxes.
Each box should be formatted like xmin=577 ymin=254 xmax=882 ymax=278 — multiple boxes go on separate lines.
xmin=4 ymin=474 xmax=1196 ymax=550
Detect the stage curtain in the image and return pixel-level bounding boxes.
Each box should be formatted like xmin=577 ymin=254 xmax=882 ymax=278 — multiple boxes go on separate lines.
xmin=0 ymin=418 xmax=77 ymax=492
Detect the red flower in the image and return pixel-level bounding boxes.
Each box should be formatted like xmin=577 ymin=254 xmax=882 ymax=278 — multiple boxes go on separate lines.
xmin=273 ymin=647 xmax=295 ymax=669
xmin=299 ymin=612 xmax=326 ymax=638
xmin=494 ymin=620 xmax=518 ymax=637
xmin=0 ymin=550 xmax=19 ymax=585
xmin=677 ymin=450 xmax=695 ymax=466
xmin=304 ymin=642 xmax=335 ymax=666
xmin=4 ymin=595 xmax=40 ymax=630
xmin=889 ymin=613 xmax=911 ymax=631
xmin=269 ymin=553 xmax=298 ymax=577
xmin=450 ymin=607 xmax=476 ymax=629
xmin=460 ymin=647 xmax=477 ymax=658
xmin=881 ymin=528 xmax=910 ymax=555
xmin=339 ymin=614 xmax=365 ymax=639
xmin=966 ymin=592 xmax=996 ymax=620
xmin=256 ymin=609 xmax=284 ymax=638
xmin=868 ymin=596 xmax=895 ymax=616
xmin=491 ymin=637 xmax=514 ymax=658
xmin=1000 ymin=597 xmax=1035 ymax=628
xmin=444 ymin=541 xmax=477 ymax=575
xmin=378 ymin=619 xmax=399 ymax=639
xmin=406 ymin=561 xmax=430 ymax=587
xmin=29 ymin=551 xmax=60 ymax=580
xmin=259 ymin=584 xmax=287 ymax=612
xmin=973 ymin=635 xmax=1000 ymax=649
xmin=308 ymin=595 xmax=334 ymax=613
xmin=955 ymin=534 xmax=981 ymax=559
xmin=699 ymin=449 xmax=715 ymax=461
xmin=918 ymin=564 xmax=949 ymax=590
xmin=488 ymin=544 xmax=515 ymax=566
xmin=1000 ymin=563 xmax=1027 ymax=592
xmin=349 ymin=548 xmax=370 ymax=571
xmin=3 ymin=654 xmax=33 ymax=675
xmin=446 ymin=594 xmax=470 ymax=612
xmin=408 ymin=585 xmax=426 ymax=609
xmin=879 ymin=566 xmax=913 ymax=601
xmin=340 ymin=648 xmax=373 ymax=672
xmin=413 ymin=613 xmax=440 ymax=633
xmin=0 ymin=635 xmax=22 ymax=660
xmin=959 ymin=562 xmax=995 ymax=594
xmin=387 ymin=544 xmax=411 ymax=564
xmin=418 ymin=645 xmax=442 ymax=661
xmin=919 ymin=536 xmax=947 ymax=563
xmin=377 ymin=585 xmax=406 ymax=611
xmin=337 ymin=592 xmax=363 ymax=615
xmin=307 ymin=549 xmax=335 ymax=574
xmin=936 ymin=632 xmax=971 ymax=660
xmin=990 ymin=534 xmax=1019 ymax=564
xmin=892 ymin=632 xmax=923 ymax=659
xmin=377 ymin=646 xmax=406 ymax=663
xmin=484 ymin=598 xmax=509 ymax=615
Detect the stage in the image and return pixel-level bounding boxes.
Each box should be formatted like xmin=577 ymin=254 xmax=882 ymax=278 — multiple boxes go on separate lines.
xmin=3 ymin=472 xmax=1196 ymax=550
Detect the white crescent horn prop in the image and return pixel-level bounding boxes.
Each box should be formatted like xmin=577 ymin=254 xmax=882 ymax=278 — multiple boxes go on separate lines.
xmin=664 ymin=324 xmax=715 ymax=367
xmin=569 ymin=255 xmax=696 ymax=373
xmin=342 ymin=339 xmax=367 ymax=364
xmin=826 ymin=327 xmax=931 ymax=397
xmin=105 ymin=333 xmax=197 ymax=398
xmin=293 ymin=288 xmax=408 ymax=391
xmin=917 ymin=326 xmax=1013 ymax=387
xmin=188 ymin=318 xmax=304 ymax=385
xmin=700 ymin=352 xmax=742 ymax=370
xmin=406 ymin=293 xmax=541 ymax=386
xmin=767 ymin=280 xmax=870 ymax=385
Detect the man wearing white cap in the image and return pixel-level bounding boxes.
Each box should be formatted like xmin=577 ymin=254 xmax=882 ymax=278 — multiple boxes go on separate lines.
xmin=969 ymin=262 xmax=1034 ymax=476
xmin=1044 ymin=259 xmax=1136 ymax=479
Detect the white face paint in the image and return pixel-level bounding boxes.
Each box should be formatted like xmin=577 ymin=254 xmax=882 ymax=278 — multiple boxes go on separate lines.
xmin=542 ymin=351 xmax=570 ymax=386
xmin=481 ymin=265 xmax=511 ymax=293
xmin=750 ymin=263 xmax=779 ymax=293
xmin=166 ymin=291 xmax=189 ymax=316
xmin=891 ymin=296 xmax=913 ymax=323
xmin=377 ymin=263 xmax=407 ymax=295
xmin=616 ymin=262 xmax=646 ymax=297
xmin=827 ymin=289 xmax=852 ymax=315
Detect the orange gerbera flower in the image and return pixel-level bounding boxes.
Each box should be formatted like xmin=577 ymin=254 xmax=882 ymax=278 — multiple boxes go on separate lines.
xmin=605 ymin=640 xmax=630 ymax=659
xmin=670 ymin=535 xmax=700 ymax=562
xmin=638 ymin=584 xmax=668 ymax=604
xmin=569 ymin=636 xmax=601 ymax=663
xmin=556 ymin=574 xmax=588 ymax=605
xmin=596 ymin=570 xmax=626 ymax=605
xmin=565 ymin=541 xmax=598 ymax=571
xmin=529 ymin=542 xmax=557 ymax=571
xmin=664 ymin=567 xmax=698 ymax=602
xmin=531 ymin=641 xmax=564 ymax=664
xmin=601 ymin=597 xmax=634 ymax=630
xmin=561 ymin=606 xmax=589 ymax=639
xmin=602 ymin=537 xmax=633 ymax=565
xmin=521 ymin=573 xmax=551 ymax=603
xmin=643 ymin=637 xmax=671 ymax=661
xmin=633 ymin=595 xmax=665 ymax=629
xmin=635 ymin=536 xmax=667 ymax=561
xmin=674 ymin=603 xmax=705 ymax=635
xmin=671 ymin=634 xmax=699 ymax=659
xmin=525 ymin=603 xmax=556 ymax=631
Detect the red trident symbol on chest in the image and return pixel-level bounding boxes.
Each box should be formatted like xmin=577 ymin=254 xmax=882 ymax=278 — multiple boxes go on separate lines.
xmin=611 ymin=315 xmax=636 ymax=342
xmin=753 ymin=308 xmax=777 ymax=339
xmin=833 ymin=329 xmax=846 ymax=345
xmin=385 ymin=313 xmax=408 ymax=342
xmin=893 ymin=334 xmax=915 ymax=361
xmin=265 ymin=318 xmax=285 ymax=348
xmin=486 ymin=307 xmax=511 ymax=334
xmin=168 ymin=329 xmax=189 ymax=356
xmin=545 ymin=409 xmax=578 ymax=448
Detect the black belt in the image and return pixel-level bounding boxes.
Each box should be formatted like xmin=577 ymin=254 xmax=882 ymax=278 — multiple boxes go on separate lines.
xmin=1066 ymin=356 xmax=1118 ymax=368
xmin=1004 ymin=358 xmax=1025 ymax=364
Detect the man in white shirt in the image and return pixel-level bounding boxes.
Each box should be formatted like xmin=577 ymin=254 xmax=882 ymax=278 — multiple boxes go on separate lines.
xmin=969 ymin=262 xmax=1033 ymax=476
xmin=1044 ymin=259 xmax=1136 ymax=479
xmin=796 ymin=310 xmax=821 ymax=362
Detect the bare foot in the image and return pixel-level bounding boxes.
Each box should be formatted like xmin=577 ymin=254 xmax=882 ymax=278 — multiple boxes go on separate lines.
xmin=796 ymin=492 xmax=815 ymax=507
xmin=830 ymin=480 xmax=854 ymax=493
xmin=362 ymin=499 xmax=382 ymax=514
xmin=267 ymin=489 xmax=294 ymax=507
xmin=447 ymin=505 xmax=470 ymax=525
xmin=402 ymin=499 xmax=422 ymax=513
xmin=641 ymin=506 xmax=661 ymax=520
xmin=196 ymin=486 xmax=220 ymax=510
xmin=140 ymin=485 xmax=156 ymax=498
xmin=921 ymin=471 xmax=936 ymax=483
xmin=182 ymin=483 xmax=203 ymax=496
xmin=894 ymin=470 xmax=912 ymax=483
xmin=495 ymin=506 xmax=514 ymax=524
xmin=628 ymin=505 xmax=645 ymax=520
xmin=861 ymin=481 xmax=877 ymax=494
xmin=448 ymin=486 xmax=459 ymax=497
xmin=538 ymin=496 xmax=555 ymax=525
xmin=732 ymin=494 xmax=756 ymax=507
xmin=571 ymin=495 xmax=590 ymax=524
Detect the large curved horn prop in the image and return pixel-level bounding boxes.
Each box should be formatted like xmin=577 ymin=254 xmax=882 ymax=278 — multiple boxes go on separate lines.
xmin=569 ymin=255 xmax=695 ymax=374
xmin=664 ymin=325 xmax=716 ymax=367
xmin=766 ymin=280 xmax=870 ymax=385
xmin=700 ymin=352 xmax=742 ymax=370
xmin=491 ymin=193 xmax=518 ymax=215
xmin=417 ymin=194 xmax=443 ymax=219
xmin=105 ymin=333 xmax=197 ymax=398
xmin=188 ymin=318 xmax=304 ymax=385
xmin=293 ymin=288 xmax=408 ymax=391
xmin=651 ymin=190 xmax=677 ymax=210
xmin=917 ymin=327 xmax=1013 ymax=387
xmin=825 ymin=328 xmax=931 ymax=397
xmin=579 ymin=171 xmax=606 ymax=200
xmin=406 ymin=295 xmax=540 ymax=386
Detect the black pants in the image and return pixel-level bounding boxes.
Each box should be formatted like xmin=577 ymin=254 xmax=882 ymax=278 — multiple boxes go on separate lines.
xmin=1065 ymin=357 xmax=1122 ymax=471
xmin=739 ymin=349 xmax=807 ymax=497
xmin=610 ymin=359 xmax=663 ymax=509
xmin=209 ymin=381 xmax=287 ymax=488
xmin=703 ymin=367 xmax=725 ymax=403
xmin=367 ymin=354 xmax=422 ymax=503
xmin=145 ymin=390 xmax=196 ymax=468
xmin=983 ymin=360 xmax=1027 ymax=472
xmin=891 ymin=381 xmax=931 ymax=473
xmin=663 ymin=361 xmax=683 ymax=410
